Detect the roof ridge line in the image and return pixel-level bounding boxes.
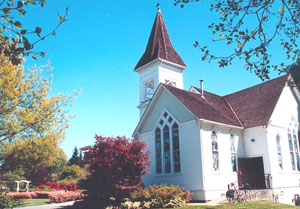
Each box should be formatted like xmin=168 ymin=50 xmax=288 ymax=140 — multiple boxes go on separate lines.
xmin=223 ymin=97 xmax=244 ymax=128
xmin=225 ymin=74 xmax=288 ymax=97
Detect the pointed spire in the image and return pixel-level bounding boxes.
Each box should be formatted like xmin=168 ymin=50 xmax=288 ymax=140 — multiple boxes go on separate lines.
xmin=134 ymin=9 xmax=186 ymax=70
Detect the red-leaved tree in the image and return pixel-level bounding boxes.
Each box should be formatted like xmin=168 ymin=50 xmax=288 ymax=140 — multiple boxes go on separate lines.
xmin=76 ymin=135 xmax=150 ymax=209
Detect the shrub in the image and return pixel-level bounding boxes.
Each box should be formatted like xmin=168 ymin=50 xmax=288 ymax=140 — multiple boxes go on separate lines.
xmin=60 ymin=165 xmax=86 ymax=180
xmin=48 ymin=191 xmax=84 ymax=203
xmin=75 ymin=135 xmax=150 ymax=209
xmin=0 ymin=196 xmax=19 ymax=209
xmin=129 ymin=185 xmax=192 ymax=208
xmin=7 ymin=192 xmax=38 ymax=199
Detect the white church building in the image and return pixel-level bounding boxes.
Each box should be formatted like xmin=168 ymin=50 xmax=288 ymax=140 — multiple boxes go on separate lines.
xmin=133 ymin=8 xmax=300 ymax=204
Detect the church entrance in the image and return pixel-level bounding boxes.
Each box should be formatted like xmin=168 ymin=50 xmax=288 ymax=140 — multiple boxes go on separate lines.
xmin=238 ymin=157 xmax=266 ymax=189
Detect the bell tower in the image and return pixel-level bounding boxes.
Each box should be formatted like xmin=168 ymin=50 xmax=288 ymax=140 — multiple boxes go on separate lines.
xmin=134 ymin=8 xmax=187 ymax=117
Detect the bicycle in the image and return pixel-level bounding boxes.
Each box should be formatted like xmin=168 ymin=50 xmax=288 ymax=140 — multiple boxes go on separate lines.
xmin=226 ymin=182 xmax=251 ymax=203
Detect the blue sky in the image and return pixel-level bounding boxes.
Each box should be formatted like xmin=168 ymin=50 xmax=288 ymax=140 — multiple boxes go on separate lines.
xmin=20 ymin=0 xmax=287 ymax=158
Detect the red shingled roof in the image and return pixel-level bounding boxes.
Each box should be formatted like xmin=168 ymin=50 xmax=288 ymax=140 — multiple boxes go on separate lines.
xmin=225 ymin=75 xmax=289 ymax=128
xmin=134 ymin=10 xmax=186 ymax=70
xmin=163 ymin=74 xmax=289 ymax=128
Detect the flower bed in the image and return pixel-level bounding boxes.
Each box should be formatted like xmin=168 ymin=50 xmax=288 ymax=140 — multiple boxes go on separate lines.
xmin=7 ymin=192 xmax=38 ymax=199
xmin=7 ymin=191 xmax=84 ymax=203
xmin=48 ymin=191 xmax=85 ymax=203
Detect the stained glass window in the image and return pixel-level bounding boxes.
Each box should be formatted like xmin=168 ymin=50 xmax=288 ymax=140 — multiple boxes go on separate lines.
xmin=172 ymin=123 xmax=180 ymax=172
xmin=155 ymin=128 xmax=162 ymax=174
xmin=288 ymin=119 xmax=300 ymax=171
xmin=163 ymin=125 xmax=171 ymax=173
xmin=155 ymin=111 xmax=181 ymax=174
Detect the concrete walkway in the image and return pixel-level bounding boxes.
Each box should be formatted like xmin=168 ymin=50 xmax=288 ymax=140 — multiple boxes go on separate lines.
xmin=14 ymin=201 xmax=74 ymax=209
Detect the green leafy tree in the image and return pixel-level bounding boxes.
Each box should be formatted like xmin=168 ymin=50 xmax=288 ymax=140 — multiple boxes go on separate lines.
xmin=0 ymin=54 xmax=78 ymax=144
xmin=0 ymin=137 xmax=68 ymax=185
xmin=0 ymin=0 xmax=68 ymax=65
xmin=0 ymin=53 xmax=78 ymax=185
xmin=174 ymin=0 xmax=300 ymax=80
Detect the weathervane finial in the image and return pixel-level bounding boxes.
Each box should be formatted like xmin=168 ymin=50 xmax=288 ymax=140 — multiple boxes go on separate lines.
xmin=156 ymin=1 xmax=161 ymax=12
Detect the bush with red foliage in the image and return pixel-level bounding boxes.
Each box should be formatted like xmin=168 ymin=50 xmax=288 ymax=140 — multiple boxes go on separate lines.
xmin=37 ymin=182 xmax=79 ymax=191
xmin=76 ymin=135 xmax=150 ymax=209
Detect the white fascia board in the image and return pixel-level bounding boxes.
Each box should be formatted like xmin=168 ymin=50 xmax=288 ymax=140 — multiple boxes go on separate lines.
xmin=199 ymin=118 xmax=244 ymax=129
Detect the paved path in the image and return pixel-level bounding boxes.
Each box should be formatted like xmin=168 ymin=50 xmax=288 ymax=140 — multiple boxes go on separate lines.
xmin=14 ymin=201 xmax=74 ymax=209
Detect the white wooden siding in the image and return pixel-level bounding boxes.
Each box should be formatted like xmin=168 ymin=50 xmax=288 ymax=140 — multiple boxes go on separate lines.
xmin=200 ymin=123 xmax=243 ymax=200
xmin=267 ymin=86 xmax=300 ymax=189
xmin=140 ymin=119 xmax=203 ymax=191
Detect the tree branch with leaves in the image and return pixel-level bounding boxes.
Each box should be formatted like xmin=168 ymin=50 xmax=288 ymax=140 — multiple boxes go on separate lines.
xmin=0 ymin=0 xmax=68 ymax=65
xmin=174 ymin=0 xmax=300 ymax=80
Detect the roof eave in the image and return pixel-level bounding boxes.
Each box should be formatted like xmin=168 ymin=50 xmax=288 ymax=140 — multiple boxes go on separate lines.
xmin=199 ymin=118 xmax=244 ymax=129
xmin=134 ymin=58 xmax=186 ymax=73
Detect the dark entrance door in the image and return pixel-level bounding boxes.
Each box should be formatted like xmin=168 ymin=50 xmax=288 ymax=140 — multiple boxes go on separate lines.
xmin=238 ymin=157 xmax=266 ymax=189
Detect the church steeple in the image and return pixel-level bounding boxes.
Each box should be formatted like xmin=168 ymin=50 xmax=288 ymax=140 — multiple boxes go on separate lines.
xmin=135 ymin=8 xmax=186 ymax=118
xmin=134 ymin=9 xmax=186 ymax=71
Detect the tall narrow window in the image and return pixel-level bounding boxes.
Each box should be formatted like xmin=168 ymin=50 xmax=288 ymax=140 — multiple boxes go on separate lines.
xmin=288 ymin=118 xmax=300 ymax=171
xmin=163 ymin=125 xmax=171 ymax=173
xmin=212 ymin=131 xmax=219 ymax=171
xmin=155 ymin=111 xmax=181 ymax=175
xmin=230 ymin=134 xmax=237 ymax=172
xmin=288 ymin=131 xmax=295 ymax=170
xmin=155 ymin=128 xmax=162 ymax=174
xmin=172 ymin=123 xmax=180 ymax=172
xmin=293 ymin=131 xmax=300 ymax=171
xmin=276 ymin=135 xmax=283 ymax=170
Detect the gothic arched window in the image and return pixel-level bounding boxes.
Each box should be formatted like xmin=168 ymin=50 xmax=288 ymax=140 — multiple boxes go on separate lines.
xmin=212 ymin=131 xmax=219 ymax=171
xmin=155 ymin=111 xmax=181 ymax=174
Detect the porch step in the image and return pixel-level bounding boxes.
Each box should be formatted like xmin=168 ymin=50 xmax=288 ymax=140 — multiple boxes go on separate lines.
xmin=248 ymin=189 xmax=273 ymax=201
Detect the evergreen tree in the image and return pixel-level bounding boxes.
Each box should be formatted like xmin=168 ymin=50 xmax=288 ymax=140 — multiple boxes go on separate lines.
xmin=69 ymin=147 xmax=84 ymax=167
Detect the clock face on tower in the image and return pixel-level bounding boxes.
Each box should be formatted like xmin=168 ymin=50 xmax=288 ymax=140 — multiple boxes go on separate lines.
xmin=144 ymin=80 xmax=155 ymax=101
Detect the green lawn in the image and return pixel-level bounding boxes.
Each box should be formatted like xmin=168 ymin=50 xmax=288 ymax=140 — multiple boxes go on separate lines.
xmin=176 ymin=201 xmax=298 ymax=209
xmin=15 ymin=198 xmax=51 ymax=207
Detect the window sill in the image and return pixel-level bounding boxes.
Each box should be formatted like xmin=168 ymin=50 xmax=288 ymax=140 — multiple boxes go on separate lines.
xmin=155 ymin=173 xmax=181 ymax=177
